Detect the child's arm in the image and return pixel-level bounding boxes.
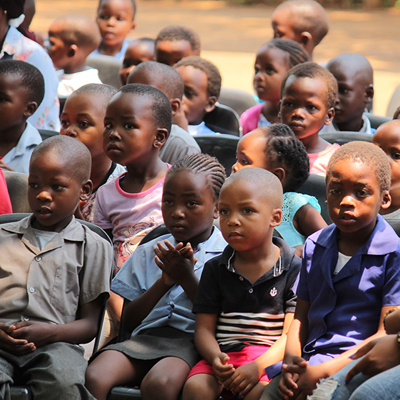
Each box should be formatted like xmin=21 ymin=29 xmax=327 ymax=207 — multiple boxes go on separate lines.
xmin=10 ymin=296 xmax=104 ymax=348
xmin=294 ymin=204 xmax=327 ymax=238
xmin=0 ymin=322 xmax=36 ymax=355
xmin=223 ymin=312 xmax=295 ymax=397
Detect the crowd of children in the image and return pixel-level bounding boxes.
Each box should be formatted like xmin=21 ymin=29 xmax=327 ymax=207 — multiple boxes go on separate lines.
xmin=2 ymin=0 xmax=400 ymax=399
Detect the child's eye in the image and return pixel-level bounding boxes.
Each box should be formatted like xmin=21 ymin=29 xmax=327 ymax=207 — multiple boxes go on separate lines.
xmin=124 ymin=123 xmax=135 ymax=130
xmin=28 ymin=183 xmax=38 ymax=189
xmin=266 ymin=67 xmax=276 ymax=75
xmin=60 ymin=120 xmax=69 ymax=128
xmin=356 ymin=189 xmax=369 ymax=197
xmin=98 ymin=14 xmax=109 ymax=20
xmin=163 ymin=199 xmax=173 ymax=206
xmin=187 ymin=201 xmax=198 ymax=207
xmin=329 ymin=188 xmax=341 ymax=195
xmin=392 ymin=152 xmax=400 ymax=160
xmin=307 ymin=105 xmax=318 ymax=112
xmin=282 ymin=101 xmax=293 ymax=108
xmin=219 ymin=208 xmax=229 ymax=215
xmin=339 ymin=88 xmax=349 ymax=95
xmin=52 ymin=185 xmax=64 ymax=191
xmin=104 ymin=122 xmax=113 ymax=130
xmin=242 ymin=208 xmax=254 ymax=214
xmin=117 ymin=17 xmax=125 ymax=21
xmin=184 ymin=90 xmax=195 ymax=100
xmin=78 ymin=121 xmax=90 ymax=129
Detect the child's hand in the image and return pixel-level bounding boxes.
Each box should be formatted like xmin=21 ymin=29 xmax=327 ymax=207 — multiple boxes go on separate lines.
xmin=212 ymin=352 xmax=235 ymax=385
xmin=11 ymin=321 xmax=56 ymax=348
xmin=278 ymin=356 xmax=308 ymax=399
xmin=0 ymin=322 xmax=36 ymax=355
xmin=0 ymin=159 xmax=14 ymax=171
xmin=223 ymin=362 xmax=260 ymax=396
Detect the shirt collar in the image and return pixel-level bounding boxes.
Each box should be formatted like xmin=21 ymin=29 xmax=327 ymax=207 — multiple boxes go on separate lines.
xmin=11 ymin=123 xmax=42 ymax=157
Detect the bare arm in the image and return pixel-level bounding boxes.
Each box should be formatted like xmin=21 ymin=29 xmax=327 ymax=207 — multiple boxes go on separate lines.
xmin=293 ymin=204 xmax=327 ymax=238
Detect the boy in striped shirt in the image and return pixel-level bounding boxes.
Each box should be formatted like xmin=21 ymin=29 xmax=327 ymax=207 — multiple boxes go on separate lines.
xmin=183 ymin=168 xmax=301 ymax=400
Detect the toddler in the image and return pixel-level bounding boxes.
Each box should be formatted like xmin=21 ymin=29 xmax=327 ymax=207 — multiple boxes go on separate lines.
xmin=261 ymin=141 xmax=400 ymax=400
xmin=232 ymin=124 xmax=326 ymax=255
xmin=92 ymin=0 xmax=136 ymax=59
xmin=155 ymin=25 xmax=201 ymax=66
xmin=48 ymin=15 xmax=102 ymax=97
xmin=280 ymin=62 xmax=339 ymax=176
xmin=119 ymin=37 xmax=155 ymax=86
xmin=320 ymin=53 xmax=375 ymax=134
xmin=174 ymin=56 xmax=221 ymax=135
xmin=241 ymin=39 xmax=309 ymax=135
xmin=127 ymin=61 xmax=200 ymax=163
xmin=60 ymin=83 xmax=125 ymax=222
xmin=0 ymin=135 xmax=112 ymax=399
xmin=183 ymin=167 xmax=301 ymax=400
xmin=372 ymin=120 xmax=400 ymax=219
xmin=0 ymin=60 xmax=44 ymax=174
xmin=271 ymin=0 xmax=329 ymax=59
xmin=86 ymin=154 xmax=227 ymax=400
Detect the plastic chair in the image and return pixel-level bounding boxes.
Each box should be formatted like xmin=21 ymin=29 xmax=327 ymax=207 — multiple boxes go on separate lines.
xmin=386 ymin=84 xmax=400 ymax=118
xmin=218 ymin=87 xmax=257 ymax=116
xmin=385 ymin=219 xmax=400 ymax=237
xmin=192 ymin=133 xmax=239 ymax=176
xmin=320 ymin=132 xmax=372 ymax=146
xmin=364 ymin=113 xmax=391 ymax=129
xmin=203 ymin=103 xmax=241 ymax=137
xmin=87 ymin=55 xmax=122 ymax=89
xmin=38 ymin=129 xmax=59 ymax=141
xmin=2 ymin=213 xmax=113 ymax=400
xmin=3 ymin=171 xmax=30 ymax=213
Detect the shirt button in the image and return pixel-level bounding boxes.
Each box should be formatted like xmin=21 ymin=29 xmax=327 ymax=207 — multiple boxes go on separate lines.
xmin=249 ymin=288 xmax=253 ymax=294
xmin=35 ymin=256 xmax=41 ymax=262
xmin=239 ymin=276 xmax=244 ymax=281
xmin=29 ymin=287 xmax=35 ymax=293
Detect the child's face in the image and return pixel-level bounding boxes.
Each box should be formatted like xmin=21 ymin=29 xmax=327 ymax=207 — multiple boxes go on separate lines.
xmin=162 ymin=170 xmax=218 ymax=249
xmin=372 ymin=125 xmax=400 ymax=201
xmin=60 ymin=93 xmax=106 ymax=160
xmin=271 ymin=9 xmax=301 ymax=43
xmin=280 ymin=76 xmax=334 ymax=140
xmin=119 ymin=42 xmax=154 ymax=85
xmin=96 ymin=0 xmax=135 ymax=49
xmin=219 ymin=179 xmax=281 ymax=252
xmin=47 ymin=21 xmax=70 ymax=70
xmin=326 ymin=159 xmax=390 ymax=236
xmin=28 ymin=155 xmax=90 ymax=232
xmin=175 ymin=65 xmax=213 ymax=125
xmin=103 ymin=92 xmax=163 ymax=166
xmin=155 ymin=40 xmax=194 ymax=67
xmin=328 ymin=61 xmax=369 ymax=127
xmin=232 ymin=130 xmax=270 ymax=174
xmin=254 ymin=45 xmax=289 ymax=103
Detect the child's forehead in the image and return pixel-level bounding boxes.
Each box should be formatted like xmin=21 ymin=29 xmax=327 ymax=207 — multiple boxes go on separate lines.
xmin=108 ymin=92 xmax=153 ymax=114
xmin=98 ymin=0 xmax=135 ymax=15
xmin=177 ymin=65 xmax=207 ymax=85
xmin=328 ymin=159 xmax=378 ymax=183
xmin=283 ymin=75 xmax=328 ymax=98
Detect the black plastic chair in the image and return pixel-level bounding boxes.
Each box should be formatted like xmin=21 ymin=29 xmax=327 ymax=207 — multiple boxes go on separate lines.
xmin=386 ymin=84 xmax=400 ymax=118
xmin=87 ymin=55 xmax=122 ymax=89
xmin=364 ymin=113 xmax=391 ymax=130
xmin=320 ymin=131 xmax=372 ymax=146
xmin=203 ymin=103 xmax=241 ymax=137
xmin=3 ymin=172 xmax=30 ymax=213
xmin=218 ymin=87 xmax=257 ymax=116
xmin=385 ymin=219 xmax=400 ymax=237
xmin=38 ymin=129 xmax=59 ymax=141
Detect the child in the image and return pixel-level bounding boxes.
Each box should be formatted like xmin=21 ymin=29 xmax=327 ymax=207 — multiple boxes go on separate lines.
xmin=60 ymin=83 xmax=125 ymax=222
xmin=92 ymin=0 xmax=136 ymax=59
xmin=271 ymin=0 xmax=329 ymax=59
xmin=372 ymin=120 xmax=400 ymax=220
xmin=155 ymin=25 xmax=201 ymax=67
xmin=0 ymin=135 xmax=112 ymax=399
xmin=0 ymin=60 xmax=44 ymax=174
xmin=0 ymin=169 xmax=12 ymax=214
xmin=232 ymin=124 xmax=327 ymax=255
xmin=47 ymin=15 xmax=102 ymax=97
xmin=280 ymin=62 xmax=339 ymax=176
xmin=119 ymin=37 xmax=155 ymax=86
xmin=174 ymin=56 xmax=221 ymax=135
xmin=320 ymin=53 xmax=375 ymax=134
xmin=261 ymin=141 xmax=400 ymax=400
xmin=85 ymin=153 xmax=227 ymax=400
xmin=182 ymin=167 xmax=301 ymax=400
xmin=127 ymin=61 xmax=201 ymax=164
xmin=240 ymin=39 xmax=309 ymax=135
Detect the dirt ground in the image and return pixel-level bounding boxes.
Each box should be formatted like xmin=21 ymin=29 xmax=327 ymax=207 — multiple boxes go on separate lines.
xmin=33 ymin=0 xmax=400 ymax=116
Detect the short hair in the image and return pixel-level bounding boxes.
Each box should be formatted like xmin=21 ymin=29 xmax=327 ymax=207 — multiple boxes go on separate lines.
xmin=174 ymin=56 xmax=221 ymax=99
xmin=393 ymin=106 xmax=400 ymax=120
xmin=224 ymin=167 xmax=283 ymax=209
xmin=155 ymin=25 xmax=201 ymax=54
xmin=261 ymin=123 xmax=309 ymax=192
xmin=281 ymin=62 xmax=338 ymax=109
xmin=128 ymin=61 xmax=184 ymax=100
xmin=263 ymin=39 xmax=310 ymax=68
xmin=118 ymin=84 xmax=172 ymax=133
xmin=167 ymin=153 xmax=226 ymax=200
xmin=274 ymin=0 xmax=329 ymax=45
xmin=0 ymin=60 xmax=44 ymax=107
xmin=31 ymin=135 xmax=92 ymax=183
xmin=375 ymin=119 xmax=400 ymax=133
xmin=98 ymin=0 xmax=136 ymax=19
xmin=0 ymin=0 xmax=25 ymax=19
xmin=72 ymin=83 xmax=117 ymax=113
xmin=50 ymin=15 xmax=100 ymax=53
xmin=326 ymin=141 xmax=391 ymax=192
xmin=327 ymin=53 xmax=373 ymax=84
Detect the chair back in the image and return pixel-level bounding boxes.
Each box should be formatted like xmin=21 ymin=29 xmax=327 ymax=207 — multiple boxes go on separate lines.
xmin=364 ymin=113 xmax=391 ymax=130
xmin=320 ymin=132 xmax=372 ymax=146
xmin=3 ymin=172 xmax=30 ymax=213
xmin=38 ymin=129 xmax=59 ymax=141
xmin=386 ymin=84 xmax=400 ymax=118
xmin=218 ymin=87 xmax=257 ymax=116
xmin=87 ymin=55 xmax=122 ymax=89
xmin=203 ymin=103 xmax=241 ymax=136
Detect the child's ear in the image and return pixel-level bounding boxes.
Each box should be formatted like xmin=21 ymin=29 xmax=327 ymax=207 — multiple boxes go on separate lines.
xmin=68 ymin=44 xmax=77 ymax=58
xmin=381 ymin=190 xmax=391 ymax=210
xmin=364 ymin=84 xmax=374 ymax=104
xmin=154 ymin=128 xmax=169 ymax=149
xmin=80 ymin=179 xmax=93 ymax=202
xmin=213 ymin=200 xmax=219 ymax=219
xmin=272 ymin=167 xmax=285 ymax=184
xmin=24 ymin=101 xmax=38 ymax=119
xmin=170 ymin=98 xmax=181 ymax=117
xmin=324 ymin=107 xmax=335 ymax=126
xmin=205 ymin=96 xmax=217 ymax=113
xmin=299 ymin=32 xmax=313 ymax=53
xmin=130 ymin=22 xmax=136 ymax=31
xmin=270 ymin=208 xmax=282 ymax=227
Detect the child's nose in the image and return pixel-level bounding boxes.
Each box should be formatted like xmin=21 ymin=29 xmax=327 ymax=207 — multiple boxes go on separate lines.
xmin=340 ymin=194 xmax=355 ymax=207
xmin=37 ymin=190 xmax=52 ymax=202
xmin=227 ymin=213 xmax=240 ymax=226
xmin=292 ymin=107 xmax=305 ymax=119
xmin=63 ymin=127 xmax=77 ymax=138
xmin=107 ymin=16 xmax=117 ymax=26
xmin=231 ymin=162 xmax=240 ymax=175
xmin=172 ymin=207 xmax=185 ymax=219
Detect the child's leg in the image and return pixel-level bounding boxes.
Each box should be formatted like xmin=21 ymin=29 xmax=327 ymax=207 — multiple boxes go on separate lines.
xmin=182 ymin=373 xmax=222 ymax=400
xmin=140 ymin=356 xmax=191 ymax=400
xmin=85 ymin=349 xmax=154 ymax=400
xmin=244 ymin=381 xmax=269 ymax=400
xmin=0 ymin=353 xmax=14 ymax=400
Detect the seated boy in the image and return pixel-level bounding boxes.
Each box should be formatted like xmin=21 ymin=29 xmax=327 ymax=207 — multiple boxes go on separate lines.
xmin=271 ymin=0 xmax=329 ymax=59
xmin=174 ymin=56 xmax=221 ymax=135
xmin=92 ymin=0 xmax=136 ymax=59
xmin=0 ymin=60 xmax=44 ymax=174
xmin=0 ymin=135 xmax=112 ymax=399
xmin=320 ymin=53 xmax=375 ymax=134
xmin=155 ymin=25 xmax=201 ymax=66
xmin=183 ymin=167 xmax=301 ymax=400
xmin=127 ymin=61 xmax=200 ymax=164
xmin=261 ymin=141 xmax=400 ymax=400
xmin=119 ymin=37 xmax=155 ymax=86
xmin=48 ymin=15 xmax=102 ymax=97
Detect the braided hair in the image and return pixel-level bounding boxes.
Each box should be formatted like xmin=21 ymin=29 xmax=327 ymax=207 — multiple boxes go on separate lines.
xmin=168 ymin=153 xmax=226 ymax=200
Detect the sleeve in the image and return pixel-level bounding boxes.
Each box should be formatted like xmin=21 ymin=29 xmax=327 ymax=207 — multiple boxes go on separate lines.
xmin=284 ymin=254 xmax=302 ymax=313
xmin=382 ymin=248 xmax=400 ymax=306
xmin=0 ymin=170 xmax=12 ymax=215
xmin=92 ymin=185 xmax=113 ymax=230
xmin=291 ymin=193 xmax=322 ymax=218
xmin=192 ymin=257 xmax=222 ymax=314
xmin=240 ymin=104 xmax=260 ymax=135
xmin=293 ymin=238 xmax=314 ymax=302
